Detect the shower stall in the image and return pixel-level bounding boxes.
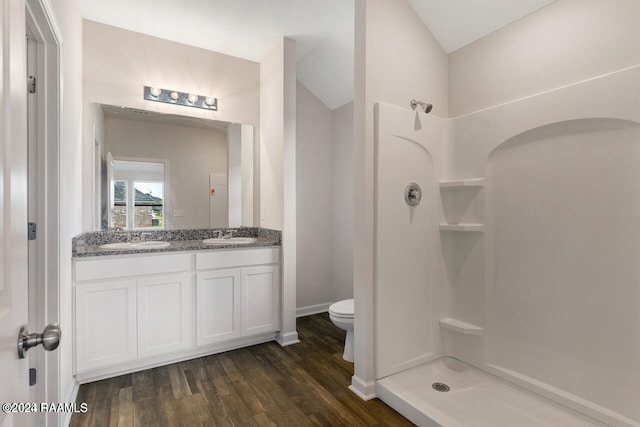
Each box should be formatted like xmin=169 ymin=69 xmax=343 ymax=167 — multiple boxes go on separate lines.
xmin=373 ymin=65 xmax=640 ymax=426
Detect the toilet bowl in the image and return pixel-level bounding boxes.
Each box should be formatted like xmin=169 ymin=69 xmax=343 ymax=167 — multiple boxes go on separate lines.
xmin=329 ymin=299 xmax=354 ymax=362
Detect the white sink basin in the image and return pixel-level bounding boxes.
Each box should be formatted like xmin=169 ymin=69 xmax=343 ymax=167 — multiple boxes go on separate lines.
xmin=100 ymin=241 xmax=170 ymax=250
xmin=202 ymin=237 xmax=257 ymax=245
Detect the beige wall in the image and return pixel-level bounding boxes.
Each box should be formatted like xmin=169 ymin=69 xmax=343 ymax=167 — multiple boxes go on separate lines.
xmin=449 ymin=0 xmax=640 ymax=116
xmin=83 ymin=20 xmax=260 ymax=126
xmin=104 ymin=116 xmax=228 ymax=229
xmin=83 ymin=20 xmax=260 ymax=229
xmin=296 ymin=85 xmax=354 ymax=314
xmin=296 ymin=82 xmax=334 ymax=311
xmin=365 ymin=0 xmax=449 ymax=117
xmin=331 ymin=101 xmax=354 ymax=303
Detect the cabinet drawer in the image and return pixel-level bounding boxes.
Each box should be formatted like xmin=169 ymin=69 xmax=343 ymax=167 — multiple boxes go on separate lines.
xmin=75 ymin=253 xmax=193 ymax=282
xmin=196 ymin=247 xmax=280 ymax=270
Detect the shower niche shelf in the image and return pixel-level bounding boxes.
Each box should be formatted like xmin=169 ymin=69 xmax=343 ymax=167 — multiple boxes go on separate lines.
xmin=439 ymin=177 xmax=485 ymax=231
xmin=439 ymin=318 xmax=483 ymax=336
xmin=439 ymin=178 xmax=485 ymax=189
xmin=439 ymin=223 xmax=485 ymax=232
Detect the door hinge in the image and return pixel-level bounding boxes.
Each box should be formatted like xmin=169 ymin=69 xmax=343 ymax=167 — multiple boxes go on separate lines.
xmin=29 ymin=368 xmax=37 ymax=386
xmin=27 ymin=75 xmax=36 ymax=94
xmin=28 ymin=222 xmax=37 ymax=240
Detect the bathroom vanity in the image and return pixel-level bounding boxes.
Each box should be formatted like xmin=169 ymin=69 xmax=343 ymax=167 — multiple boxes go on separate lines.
xmin=72 ymin=229 xmax=281 ymax=382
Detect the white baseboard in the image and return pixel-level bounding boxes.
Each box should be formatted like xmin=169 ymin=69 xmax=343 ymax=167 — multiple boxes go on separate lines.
xmin=276 ymin=331 xmax=300 ymax=346
xmin=296 ymin=302 xmax=332 ymax=317
xmin=61 ymin=380 xmax=80 ymax=427
xmin=349 ymin=375 xmax=377 ymax=401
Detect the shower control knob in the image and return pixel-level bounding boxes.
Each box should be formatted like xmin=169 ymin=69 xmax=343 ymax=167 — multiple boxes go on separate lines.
xmin=405 ymin=182 xmax=422 ymax=207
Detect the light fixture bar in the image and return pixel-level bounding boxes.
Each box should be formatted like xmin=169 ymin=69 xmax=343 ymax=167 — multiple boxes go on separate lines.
xmin=143 ymin=86 xmax=218 ymax=111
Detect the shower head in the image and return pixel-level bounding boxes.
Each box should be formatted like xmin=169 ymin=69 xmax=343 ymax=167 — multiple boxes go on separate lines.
xmin=410 ymin=99 xmax=433 ymax=114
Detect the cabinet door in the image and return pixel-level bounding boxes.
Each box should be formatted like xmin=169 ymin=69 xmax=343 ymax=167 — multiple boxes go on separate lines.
xmin=196 ymin=269 xmax=241 ymax=346
xmin=75 ymin=279 xmax=137 ymax=372
xmin=241 ymin=265 xmax=280 ymax=336
xmin=137 ymin=273 xmax=194 ymax=358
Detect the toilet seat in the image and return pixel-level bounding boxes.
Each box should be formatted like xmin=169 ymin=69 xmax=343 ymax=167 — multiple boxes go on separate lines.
xmin=329 ymin=299 xmax=354 ymax=318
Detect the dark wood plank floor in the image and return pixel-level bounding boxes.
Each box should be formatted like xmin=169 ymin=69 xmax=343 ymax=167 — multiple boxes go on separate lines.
xmin=70 ymin=313 xmax=414 ymax=426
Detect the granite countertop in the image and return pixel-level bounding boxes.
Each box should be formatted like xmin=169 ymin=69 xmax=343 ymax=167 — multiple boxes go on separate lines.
xmin=73 ymin=227 xmax=281 ymax=258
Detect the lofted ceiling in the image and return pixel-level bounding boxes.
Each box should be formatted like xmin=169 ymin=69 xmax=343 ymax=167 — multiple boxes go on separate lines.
xmin=408 ymin=0 xmax=556 ymax=53
xmin=80 ymin=0 xmax=555 ymax=110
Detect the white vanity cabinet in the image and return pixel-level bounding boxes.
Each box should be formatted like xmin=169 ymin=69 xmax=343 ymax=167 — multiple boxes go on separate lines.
xmin=196 ymin=248 xmax=280 ymax=346
xmin=73 ymin=246 xmax=281 ymax=382
xmin=74 ymin=253 xmax=194 ymax=375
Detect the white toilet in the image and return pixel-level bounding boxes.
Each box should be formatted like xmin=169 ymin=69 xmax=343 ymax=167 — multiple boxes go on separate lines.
xmin=328 ymin=299 xmax=354 ymax=362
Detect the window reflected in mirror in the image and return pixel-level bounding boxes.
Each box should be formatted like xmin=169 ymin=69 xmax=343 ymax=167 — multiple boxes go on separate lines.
xmin=110 ymin=159 xmax=165 ymax=230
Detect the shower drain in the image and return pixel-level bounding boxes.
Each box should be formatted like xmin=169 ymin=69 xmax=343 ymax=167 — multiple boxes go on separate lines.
xmin=432 ymin=382 xmax=451 ymax=392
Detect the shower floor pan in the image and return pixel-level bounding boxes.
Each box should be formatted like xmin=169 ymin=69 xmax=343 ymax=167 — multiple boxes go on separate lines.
xmin=376 ymin=357 xmax=605 ymax=427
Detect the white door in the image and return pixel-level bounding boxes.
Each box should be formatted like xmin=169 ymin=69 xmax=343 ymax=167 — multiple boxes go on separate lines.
xmin=1 ymin=1 xmax=32 ymax=424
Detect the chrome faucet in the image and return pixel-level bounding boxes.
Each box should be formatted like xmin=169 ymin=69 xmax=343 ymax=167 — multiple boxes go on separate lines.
xmin=221 ymin=230 xmax=235 ymax=239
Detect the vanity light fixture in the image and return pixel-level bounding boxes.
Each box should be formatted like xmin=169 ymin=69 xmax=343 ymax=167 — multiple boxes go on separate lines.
xmin=143 ymin=86 xmax=218 ymax=111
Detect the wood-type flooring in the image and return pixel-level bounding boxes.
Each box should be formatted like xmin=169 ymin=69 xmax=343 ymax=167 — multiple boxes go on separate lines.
xmin=70 ymin=313 xmax=414 ymax=426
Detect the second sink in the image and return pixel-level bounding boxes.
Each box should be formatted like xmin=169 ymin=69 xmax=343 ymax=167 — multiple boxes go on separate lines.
xmin=100 ymin=241 xmax=170 ymax=250
xmin=202 ymin=237 xmax=257 ymax=245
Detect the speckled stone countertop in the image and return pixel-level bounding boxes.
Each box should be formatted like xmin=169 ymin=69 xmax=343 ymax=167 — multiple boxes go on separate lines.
xmin=73 ymin=227 xmax=281 ymax=258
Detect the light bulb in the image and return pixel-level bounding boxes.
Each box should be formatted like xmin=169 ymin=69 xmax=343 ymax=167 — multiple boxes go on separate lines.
xmin=188 ymin=93 xmax=198 ymax=104
xmin=150 ymin=87 xmax=161 ymax=97
xmin=205 ymin=97 xmax=215 ymax=107
xmin=170 ymin=91 xmax=179 ymax=101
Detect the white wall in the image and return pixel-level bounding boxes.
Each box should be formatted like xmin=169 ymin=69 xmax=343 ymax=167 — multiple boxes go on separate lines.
xmin=83 ymin=20 xmax=260 ymax=230
xmin=240 ymin=125 xmax=254 ymax=227
xmin=353 ymin=0 xmax=449 ymax=399
xmin=50 ymin=0 xmax=84 ymax=416
xmin=104 ymin=116 xmax=228 ymax=229
xmin=227 ymin=123 xmax=254 ymax=228
xmin=449 ymin=0 xmax=640 ymax=116
xmin=260 ymin=38 xmax=299 ymax=345
xmin=259 ymin=43 xmax=285 ymax=230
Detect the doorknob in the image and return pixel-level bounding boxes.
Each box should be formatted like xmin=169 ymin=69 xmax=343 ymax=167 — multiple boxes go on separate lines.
xmin=17 ymin=323 xmax=61 ymax=359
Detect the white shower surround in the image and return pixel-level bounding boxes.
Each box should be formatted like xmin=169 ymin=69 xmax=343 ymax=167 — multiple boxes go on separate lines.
xmin=374 ymin=64 xmax=640 ymax=426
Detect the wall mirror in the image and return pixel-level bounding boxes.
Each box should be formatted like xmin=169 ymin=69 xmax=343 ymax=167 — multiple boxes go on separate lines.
xmin=94 ymin=103 xmax=255 ymax=230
